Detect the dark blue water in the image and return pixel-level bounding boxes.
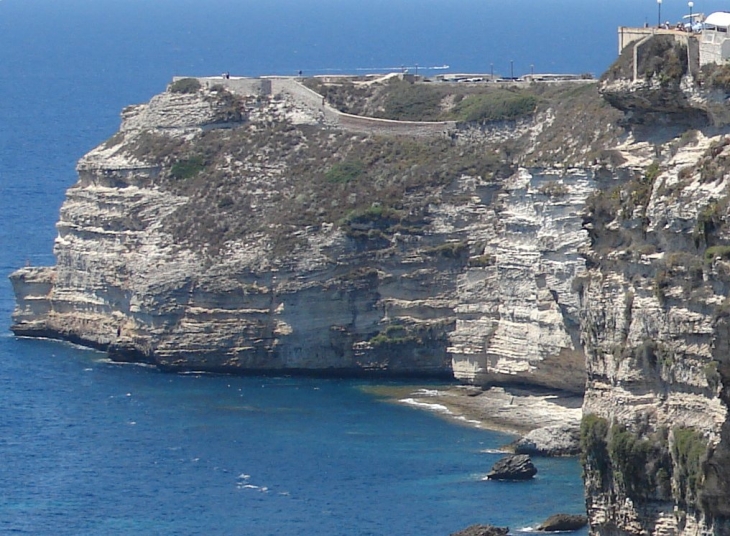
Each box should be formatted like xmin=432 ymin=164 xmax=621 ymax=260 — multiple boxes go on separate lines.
xmin=1 ymin=338 xmax=587 ymax=534
xmin=3 ymin=0 xmax=703 ymax=532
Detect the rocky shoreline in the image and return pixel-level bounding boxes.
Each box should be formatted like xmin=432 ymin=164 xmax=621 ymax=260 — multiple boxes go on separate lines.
xmin=364 ymin=383 xmax=582 ymax=453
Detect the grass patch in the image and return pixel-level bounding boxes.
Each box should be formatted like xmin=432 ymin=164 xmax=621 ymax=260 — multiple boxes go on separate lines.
xmin=451 ymin=91 xmax=537 ymax=123
xmin=378 ymin=80 xmax=445 ymax=121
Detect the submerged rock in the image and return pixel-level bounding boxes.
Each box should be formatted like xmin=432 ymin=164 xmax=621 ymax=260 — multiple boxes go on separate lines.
xmin=486 ymin=454 xmax=537 ymax=480
xmin=450 ymin=524 xmax=509 ymax=536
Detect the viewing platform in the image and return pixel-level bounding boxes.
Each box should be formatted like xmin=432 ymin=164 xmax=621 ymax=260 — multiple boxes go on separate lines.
xmin=618 ymin=11 xmax=730 ymax=69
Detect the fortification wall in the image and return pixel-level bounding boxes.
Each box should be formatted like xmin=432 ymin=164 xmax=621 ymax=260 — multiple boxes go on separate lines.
xmin=628 ymin=31 xmax=699 ymax=81
xmin=180 ymin=75 xmax=453 ymax=137
xmin=272 ymin=78 xmax=452 ymax=136
xmin=185 ymin=76 xmax=271 ymax=96
xmin=337 ymin=112 xmax=454 ymax=137
xmin=269 ymin=78 xmax=340 ymax=126
xmin=619 ymin=27 xmax=699 ymax=53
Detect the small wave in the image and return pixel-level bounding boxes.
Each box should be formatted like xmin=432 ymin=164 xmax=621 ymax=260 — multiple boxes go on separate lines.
xmin=237 ymin=473 xmax=251 ymax=480
xmin=237 ymin=483 xmax=269 ymax=493
xmin=481 ymin=448 xmax=508 ymax=454
xmin=399 ymin=398 xmax=451 ymax=414
xmin=177 ymin=370 xmax=216 ymax=376
xmin=454 ymin=415 xmax=482 ymax=425
xmin=517 ymin=526 xmax=537 ymax=533
xmin=94 ymin=357 xmax=156 ymax=369
xmin=412 ymin=388 xmax=440 ymax=397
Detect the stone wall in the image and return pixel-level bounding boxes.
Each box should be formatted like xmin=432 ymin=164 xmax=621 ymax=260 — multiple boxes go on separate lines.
xmin=181 ymin=75 xmax=455 ymax=137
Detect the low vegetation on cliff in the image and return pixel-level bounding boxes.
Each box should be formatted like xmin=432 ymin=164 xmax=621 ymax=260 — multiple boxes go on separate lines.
xmin=581 ymin=415 xmax=707 ymax=509
xmin=112 ymin=77 xmax=623 ymax=256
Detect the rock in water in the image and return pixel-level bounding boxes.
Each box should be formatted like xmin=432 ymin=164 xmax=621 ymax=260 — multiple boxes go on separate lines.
xmin=536 ymin=513 xmax=588 ymax=532
xmin=450 ymin=524 xmax=509 ymax=536
xmin=486 ymin=454 xmax=537 ymax=480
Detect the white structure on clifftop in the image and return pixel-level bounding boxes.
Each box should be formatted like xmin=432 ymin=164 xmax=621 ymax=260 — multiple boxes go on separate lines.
xmin=701 ymin=12 xmax=730 ymax=65
xmin=618 ymin=12 xmax=730 ymax=71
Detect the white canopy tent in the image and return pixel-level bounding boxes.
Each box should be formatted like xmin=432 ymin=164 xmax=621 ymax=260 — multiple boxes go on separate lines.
xmin=704 ymin=11 xmax=730 ymax=29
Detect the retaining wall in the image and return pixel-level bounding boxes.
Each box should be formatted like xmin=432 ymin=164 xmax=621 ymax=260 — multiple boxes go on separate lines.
xmin=182 ymin=75 xmax=454 ymax=137
xmin=174 ymin=76 xmax=272 ymax=96
xmin=337 ymin=112 xmax=454 ymax=137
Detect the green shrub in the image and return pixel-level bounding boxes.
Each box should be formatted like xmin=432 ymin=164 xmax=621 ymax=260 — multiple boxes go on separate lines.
xmin=369 ymin=324 xmax=417 ymax=346
xmin=672 ymin=427 xmax=707 ymax=507
xmin=609 ymin=425 xmax=656 ymax=498
xmin=170 ymin=155 xmax=206 ymax=179
xmin=468 ymin=254 xmax=495 ymax=267
xmin=704 ymin=361 xmax=720 ymax=391
xmin=701 ymin=63 xmax=730 ymax=91
xmin=379 ymin=81 xmax=444 ymax=121
xmin=629 ymin=162 xmax=659 ymax=213
xmin=451 ymin=91 xmax=537 ymax=123
xmin=325 ymin=160 xmax=364 ymax=184
xmin=538 ymin=181 xmax=569 ymax=197
xmin=169 ymin=78 xmax=202 ymax=94
xmin=423 ymin=241 xmax=468 ymax=259
xmin=580 ymin=414 xmax=610 ymax=485
xmin=636 ymin=36 xmax=687 ymax=85
xmin=654 ymin=269 xmax=670 ymax=305
xmin=704 ymin=245 xmax=730 ymax=263
xmin=695 ymin=199 xmax=728 ymax=247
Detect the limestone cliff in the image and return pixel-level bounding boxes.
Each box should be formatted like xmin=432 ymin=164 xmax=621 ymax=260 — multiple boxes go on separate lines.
xmin=10 ymin=75 xmax=615 ymax=390
xmin=14 ymin=36 xmax=730 ymax=536
xmin=578 ymin=38 xmax=730 ymax=536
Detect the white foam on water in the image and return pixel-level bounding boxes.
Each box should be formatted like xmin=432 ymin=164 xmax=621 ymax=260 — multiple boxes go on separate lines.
xmin=399 ymin=398 xmax=451 ymax=414
xmin=412 ymin=389 xmax=440 ymax=397
xmin=454 ymin=415 xmax=482 ymax=426
xmin=481 ymin=448 xmax=508 ymax=454
xmin=93 ymin=357 xmax=156 ymax=369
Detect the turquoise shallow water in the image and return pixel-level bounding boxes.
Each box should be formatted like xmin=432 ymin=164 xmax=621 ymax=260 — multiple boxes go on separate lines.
xmin=6 ymin=0 xmax=710 ymax=532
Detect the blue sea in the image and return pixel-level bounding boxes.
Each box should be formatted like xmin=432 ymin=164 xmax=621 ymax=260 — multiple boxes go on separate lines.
xmin=1 ymin=0 xmax=714 ymax=533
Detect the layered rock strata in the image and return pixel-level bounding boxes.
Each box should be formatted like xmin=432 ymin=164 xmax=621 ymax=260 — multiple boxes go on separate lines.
xmin=10 ymin=78 xmax=594 ymax=386
xmin=579 ymin=46 xmax=730 ymax=534
xmin=16 ymin=52 xmax=730 ymax=534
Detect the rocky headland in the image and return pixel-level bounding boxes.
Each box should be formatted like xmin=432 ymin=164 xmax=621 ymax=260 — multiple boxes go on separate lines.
xmin=13 ymin=34 xmax=730 ymax=534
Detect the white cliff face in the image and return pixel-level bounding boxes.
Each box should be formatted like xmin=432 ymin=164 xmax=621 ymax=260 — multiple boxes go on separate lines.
xmin=14 ymin=69 xmax=730 ymax=534
xmin=10 ymin=78 xmax=596 ymax=386
xmin=449 ymin=168 xmax=591 ymax=393
xmin=578 ymin=126 xmax=730 ymax=534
